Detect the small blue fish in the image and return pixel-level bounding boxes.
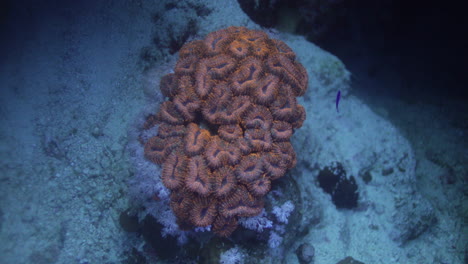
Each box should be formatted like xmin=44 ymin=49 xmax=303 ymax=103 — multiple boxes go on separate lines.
xmin=336 ymin=90 xmax=341 ymax=112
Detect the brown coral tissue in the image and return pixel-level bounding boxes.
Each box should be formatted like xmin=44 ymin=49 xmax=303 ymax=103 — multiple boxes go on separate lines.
xmin=142 ymin=27 xmax=308 ymax=237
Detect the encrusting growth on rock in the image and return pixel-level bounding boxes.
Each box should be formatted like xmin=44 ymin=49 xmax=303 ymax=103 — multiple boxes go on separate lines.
xmin=141 ymin=26 xmax=308 ymax=236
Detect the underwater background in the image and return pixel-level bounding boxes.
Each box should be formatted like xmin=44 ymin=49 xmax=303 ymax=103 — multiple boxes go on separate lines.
xmin=0 ymin=0 xmax=466 ymax=263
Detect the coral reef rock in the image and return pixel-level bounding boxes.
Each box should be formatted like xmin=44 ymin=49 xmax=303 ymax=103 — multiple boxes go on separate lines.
xmin=295 ymin=242 xmax=315 ymax=264
xmin=141 ymin=26 xmax=308 ymax=236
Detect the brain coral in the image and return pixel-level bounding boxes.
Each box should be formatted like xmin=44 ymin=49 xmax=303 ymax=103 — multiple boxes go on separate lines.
xmin=142 ymin=26 xmax=308 ymax=237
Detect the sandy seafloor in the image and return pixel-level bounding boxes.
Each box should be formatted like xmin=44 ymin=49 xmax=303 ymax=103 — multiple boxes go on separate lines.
xmin=0 ymin=0 xmax=466 ymax=263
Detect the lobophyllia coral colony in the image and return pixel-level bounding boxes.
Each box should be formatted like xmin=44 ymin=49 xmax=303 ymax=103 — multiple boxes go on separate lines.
xmin=141 ymin=26 xmax=308 ymax=237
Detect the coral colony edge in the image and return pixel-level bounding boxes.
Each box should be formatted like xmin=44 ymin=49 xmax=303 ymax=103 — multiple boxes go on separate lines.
xmin=138 ymin=26 xmax=308 ymax=237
